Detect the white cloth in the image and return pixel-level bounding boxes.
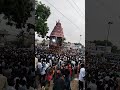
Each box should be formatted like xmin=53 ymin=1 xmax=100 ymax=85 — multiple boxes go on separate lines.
xmin=49 ymin=60 xmax=52 ymax=66
xmin=52 ymin=56 xmax=54 ymax=60
xmin=46 ymin=63 xmax=50 ymax=69
xmin=79 ymin=68 xmax=85 ymax=81
xmin=37 ymin=62 xmax=42 ymax=69
xmin=35 ymin=57 xmax=38 ymax=69
xmin=40 ymin=67 xmax=46 ymax=75
xmin=71 ymin=60 xmax=76 ymax=67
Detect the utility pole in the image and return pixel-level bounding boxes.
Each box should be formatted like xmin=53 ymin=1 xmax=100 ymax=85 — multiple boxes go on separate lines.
xmin=80 ymin=35 xmax=82 ymax=44
xmin=105 ymin=21 xmax=113 ymax=52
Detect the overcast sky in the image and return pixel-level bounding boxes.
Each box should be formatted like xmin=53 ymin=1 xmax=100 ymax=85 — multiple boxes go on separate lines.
xmin=36 ymin=0 xmax=85 ymax=46
xmin=86 ymin=0 xmax=120 ymax=48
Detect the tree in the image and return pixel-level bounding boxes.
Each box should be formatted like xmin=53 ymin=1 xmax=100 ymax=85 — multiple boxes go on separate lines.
xmin=0 ymin=0 xmax=34 ymax=29
xmin=93 ymin=40 xmax=120 ymax=53
xmin=35 ymin=1 xmax=51 ymax=38
xmin=93 ymin=40 xmax=112 ymax=46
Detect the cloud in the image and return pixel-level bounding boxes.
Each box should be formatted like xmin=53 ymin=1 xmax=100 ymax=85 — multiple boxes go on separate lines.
xmin=86 ymin=0 xmax=120 ymax=47
xmin=37 ymin=0 xmax=85 ymax=45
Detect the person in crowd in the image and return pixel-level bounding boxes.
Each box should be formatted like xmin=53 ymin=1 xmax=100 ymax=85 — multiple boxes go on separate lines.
xmin=88 ymin=79 xmax=97 ymax=90
xmin=79 ymin=64 xmax=85 ymax=90
xmin=0 ymin=66 xmax=8 ymax=90
xmin=0 ymin=47 xmax=35 ymax=89
xmin=64 ymin=65 xmax=71 ymax=90
xmin=53 ymin=72 xmax=66 ymax=90
xmin=85 ymin=53 xmax=120 ymax=90
xmin=7 ymin=79 xmax=15 ymax=90
xmin=35 ymin=46 xmax=85 ymax=89
xmin=40 ymin=61 xmax=47 ymax=89
xmin=46 ymin=69 xmax=53 ymax=87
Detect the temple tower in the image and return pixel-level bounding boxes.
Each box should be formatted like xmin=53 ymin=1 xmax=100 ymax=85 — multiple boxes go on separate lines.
xmin=49 ymin=20 xmax=64 ymax=52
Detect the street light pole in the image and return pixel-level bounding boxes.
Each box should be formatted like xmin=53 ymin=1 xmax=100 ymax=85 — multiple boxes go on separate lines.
xmin=80 ymin=35 xmax=82 ymax=44
xmin=106 ymin=21 xmax=113 ymax=52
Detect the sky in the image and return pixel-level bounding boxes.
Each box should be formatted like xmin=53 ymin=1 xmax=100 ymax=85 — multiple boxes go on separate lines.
xmin=1 ymin=0 xmax=120 ymax=48
xmin=86 ymin=0 xmax=120 ymax=48
xmin=36 ymin=0 xmax=85 ymax=46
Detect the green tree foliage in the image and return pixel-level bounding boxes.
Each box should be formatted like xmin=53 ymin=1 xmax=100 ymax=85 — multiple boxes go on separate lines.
xmin=93 ymin=40 xmax=112 ymax=46
xmin=93 ymin=40 xmax=120 ymax=53
xmin=0 ymin=0 xmax=34 ymax=29
xmin=35 ymin=1 xmax=51 ymax=38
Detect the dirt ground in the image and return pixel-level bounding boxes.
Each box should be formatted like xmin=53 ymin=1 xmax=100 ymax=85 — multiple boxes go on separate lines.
xmin=37 ymin=79 xmax=79 ymax=90
xmin=36 ymin=74 xmax=79 ymax=90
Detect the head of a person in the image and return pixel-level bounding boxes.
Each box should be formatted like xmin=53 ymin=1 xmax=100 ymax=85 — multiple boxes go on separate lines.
xmin=91 ymin=79 xmax=96 ymax=84
xmin=81 ymin=64 xmax=84 ymax=68
xmin=65 ymin=65 xmax=68 ymax=69
xmin=0 ymin=66 xmax=2 ymax=74
xmin=69 ymin=64 xmax=72 ymax=67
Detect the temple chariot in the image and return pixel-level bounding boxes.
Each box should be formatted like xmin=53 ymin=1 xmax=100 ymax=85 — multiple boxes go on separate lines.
xmin=48 ymin=20 xmax=64 ymax=53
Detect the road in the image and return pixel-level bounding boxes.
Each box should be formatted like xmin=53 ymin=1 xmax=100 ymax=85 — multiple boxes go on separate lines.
xmin=36 ymin=77 xmax=79 ymax=90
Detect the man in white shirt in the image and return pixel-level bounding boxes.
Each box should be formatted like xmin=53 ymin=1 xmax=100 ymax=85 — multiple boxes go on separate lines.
xmin=37 ymin=61 xmax=42 ymax=71
xmin=49 ymin=59 xmax=52 ymax=67
xmin=71 ymin=60 xmax=76 ymax=68
xmin=40 ymin=63 xmax=47 ymax=88
xmin=79 ymin=64 xmax=85 ymax=90
xmin=37 ymin=60 xmax=42 ymax=83
xmin=46 ymin=62 xmax=50 ymax=69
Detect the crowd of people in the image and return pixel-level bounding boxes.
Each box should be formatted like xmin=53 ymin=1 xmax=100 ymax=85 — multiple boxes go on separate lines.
xmin=0 ymin=47 xmax=35 ymax=90
xmin=85 ymin=54 xmax=120 ymax=90
xmin=0 ymin=44 xmax=85 ymax=90
xmin=35 ymin=45 xmax=85 ymax=90
xmin=1 ymin=44 xmax=119 ymax=90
